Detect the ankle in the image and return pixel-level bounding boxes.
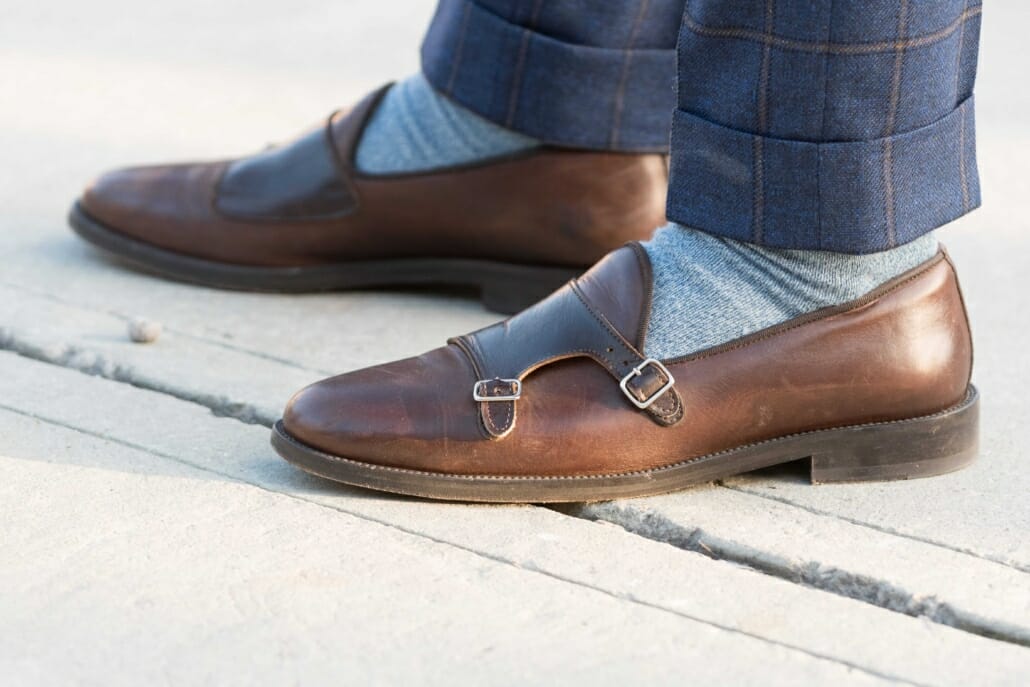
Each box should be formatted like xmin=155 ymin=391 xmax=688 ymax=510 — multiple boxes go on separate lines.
xmin=642 ymin=224 xmax=939 ymax=360
xmin=355 ymin=74 xmax=539 ymax=175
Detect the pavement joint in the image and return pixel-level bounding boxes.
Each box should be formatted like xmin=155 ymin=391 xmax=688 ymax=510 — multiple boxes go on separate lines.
xmin=567 ymin=502 xmax=1030 ymax=648
xmin=4 ymin=2 xmax=1028 ymax=680
xmin=0 ymin=399 xmax=929 ymax=687
xmin=0 ymin=278 xmax=340 ymax=376
xmin=722 ymin=483 xmax=1030 ymax=575
xmin=4 ymin=336 xmax=1027 ymax=652
xmin=0 ymin=326 xmax=277 ymax=426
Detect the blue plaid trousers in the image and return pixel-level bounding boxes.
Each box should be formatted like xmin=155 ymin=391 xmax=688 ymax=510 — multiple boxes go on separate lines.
xmin=421 ymin=0 xmax=982 ymax=253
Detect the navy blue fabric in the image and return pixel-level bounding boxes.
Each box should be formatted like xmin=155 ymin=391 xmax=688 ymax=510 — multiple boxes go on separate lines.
xmin=420 ymin=0 xmax=982 ymax=252
xmin=668 ymin=0 xmax=983 ymax=253
xmin=421 ymin=0 xmax=685 ymax=151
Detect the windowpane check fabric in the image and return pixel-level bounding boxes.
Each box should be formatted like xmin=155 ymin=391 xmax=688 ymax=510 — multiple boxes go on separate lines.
xmin=421 ymin=0 xmax=686 ymax=152
xmin=668 ymin=0 xmax=982 ymax=253
xmin=420 ymin=0 xmax=982 ymax=252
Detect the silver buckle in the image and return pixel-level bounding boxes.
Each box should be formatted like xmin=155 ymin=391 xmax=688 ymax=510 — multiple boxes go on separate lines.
xmin=619 ymin=358 xmax=675 ymax=410
xmin=473 ymin=378 xmax=522 ymax=402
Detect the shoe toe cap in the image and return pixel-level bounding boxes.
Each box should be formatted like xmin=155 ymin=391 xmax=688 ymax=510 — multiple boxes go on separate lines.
xmin=79 ymin=161 xmax=226 ymax=239
xmin=280 ymin=345 xmax=482 ymax=469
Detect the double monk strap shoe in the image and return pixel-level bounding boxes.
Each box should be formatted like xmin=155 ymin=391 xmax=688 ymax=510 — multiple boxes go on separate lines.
xmin=272 ymin=244 xmax=978 ymax=503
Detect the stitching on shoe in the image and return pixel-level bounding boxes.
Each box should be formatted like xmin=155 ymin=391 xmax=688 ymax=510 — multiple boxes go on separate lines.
xmin=282 ymin=388 xmax=976 ymax=482
xmin=484 ymin=397 xmax=514 ymax=436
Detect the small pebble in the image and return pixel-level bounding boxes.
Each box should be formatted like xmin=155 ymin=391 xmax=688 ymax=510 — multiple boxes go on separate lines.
xmin=128 ymin=318 xmax=162 ymax=344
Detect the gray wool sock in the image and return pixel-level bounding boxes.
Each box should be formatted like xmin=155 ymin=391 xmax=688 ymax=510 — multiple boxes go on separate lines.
xmin=356 ymin=74 xmax=539 ymax=174
xmin=642 ymin=224 xmax=939 ymax=360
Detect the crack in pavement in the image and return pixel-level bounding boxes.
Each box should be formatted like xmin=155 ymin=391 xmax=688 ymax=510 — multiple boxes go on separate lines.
xmin=720 ymin=483 xmax=1030 ymax=575
xmin=3 ymin=324 xmax=1022 ymax=569
xmin=0 ymin=400 xmax=926 ymax=687
xmin=0 ymin=278 xmax=454 ymax=378
xmin=0 ymin=279 xmax=340 ymax=376
xmin=0 ymin=327 xmax=277 ymax=426
xmin=561 ymin=501 xmax=1030 ymax=649
xmin=2 ymin=329 xmax=1028 ymax=651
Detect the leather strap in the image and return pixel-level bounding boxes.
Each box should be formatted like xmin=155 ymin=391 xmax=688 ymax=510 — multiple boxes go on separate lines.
xmin=215 ymin=84 xmax=391 ymax=221
xmin=327 ymin=83 xmax=393 ymax=174
xmin=451 ymin=264 xmax=683 ymax=439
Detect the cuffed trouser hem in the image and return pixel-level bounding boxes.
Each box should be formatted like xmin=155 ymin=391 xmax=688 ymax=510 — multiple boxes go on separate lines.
xmin=420 ymin=0 xmax=676 ymax=152
xmin=666 ymin=98 xmax=981 ymax=254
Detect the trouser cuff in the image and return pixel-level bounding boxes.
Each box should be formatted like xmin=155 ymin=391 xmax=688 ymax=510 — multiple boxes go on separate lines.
xmin=666 ymin=98 xmax=981 ymax=253
xmin=421 ymin=0 xmax=676 ymax=152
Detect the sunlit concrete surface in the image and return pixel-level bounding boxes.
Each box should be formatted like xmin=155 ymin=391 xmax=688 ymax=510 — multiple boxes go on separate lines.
xmin=1 ymin=1 xmax=1028 ymax=684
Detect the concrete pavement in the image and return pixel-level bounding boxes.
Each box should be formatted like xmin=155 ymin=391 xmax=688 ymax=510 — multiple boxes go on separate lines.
xmin=1 ymin=1 xmax=1029 ymax=684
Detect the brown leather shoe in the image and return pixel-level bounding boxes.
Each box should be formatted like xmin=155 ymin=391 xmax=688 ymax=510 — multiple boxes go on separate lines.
xmin=271 ymin=244 xmax=979 ymax=503
xmin=69 ymin=85 xmax=667 ymax=313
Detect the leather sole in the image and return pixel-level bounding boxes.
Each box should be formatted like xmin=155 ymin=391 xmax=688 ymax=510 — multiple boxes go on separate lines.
xmin=68 ymin=203 xmax=580 ymax=314
xmin=270 ymin=385 xmax=979 ymax=503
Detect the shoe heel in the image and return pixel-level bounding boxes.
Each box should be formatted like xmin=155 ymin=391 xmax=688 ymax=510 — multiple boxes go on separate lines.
xmin=809 ymin=386 xmax=979 ymax=484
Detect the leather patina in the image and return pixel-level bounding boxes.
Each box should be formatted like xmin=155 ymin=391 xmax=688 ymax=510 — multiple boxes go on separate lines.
xmin=453 ymin=245 xmax=682 ymax=438
xmin=76 ymin=85 xmax=669 ymax=270
xmin=280 ymin=246 xmax=975 ymax=480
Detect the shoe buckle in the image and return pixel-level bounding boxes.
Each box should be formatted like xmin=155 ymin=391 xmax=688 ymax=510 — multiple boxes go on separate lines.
xmin=473 ymin=378 xmax=522 ymax=402
xmin=619 ymin=358 xmax=675 ymax=410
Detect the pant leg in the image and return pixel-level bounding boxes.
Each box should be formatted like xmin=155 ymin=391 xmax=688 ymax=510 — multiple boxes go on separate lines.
xmin=421 ymin=0 xmax=685 ymax=152
xmin=667 ymin=0 xmax=982 ymax=253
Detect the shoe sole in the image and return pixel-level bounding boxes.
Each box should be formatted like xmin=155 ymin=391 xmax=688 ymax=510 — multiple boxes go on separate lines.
xmin=270 ymin=385 xmax=979 ymax=503
xmin=68 ymin=203 xmax=581 ymax=314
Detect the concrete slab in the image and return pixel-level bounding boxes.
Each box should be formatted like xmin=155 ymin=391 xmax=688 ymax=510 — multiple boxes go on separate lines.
xmin=6 ymin=414 xmax=893 ymax=686
xmin=8 ymin=255 xmax=1022 ymax=643
xmin=573 ymin=488 xmax=1030 ymax=645
xmin=3 ymin=263 xmax=1028 ymax=631
xmin=2 ymin=351 xmax=1029 ymax=684
xmin=2 ymin=0 xmax=1030 ymax=682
